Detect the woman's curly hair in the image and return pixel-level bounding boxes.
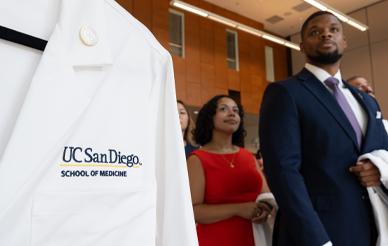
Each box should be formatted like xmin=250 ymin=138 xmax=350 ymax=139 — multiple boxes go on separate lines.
xmin=193 ymin=95 xmax=246 ymax=146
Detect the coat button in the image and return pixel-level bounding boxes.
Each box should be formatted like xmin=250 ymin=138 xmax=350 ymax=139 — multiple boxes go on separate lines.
xmin=361 ymin=195 xmax=369 ymax=200
xmin=79 ymin=26 xmax=98 ymax=46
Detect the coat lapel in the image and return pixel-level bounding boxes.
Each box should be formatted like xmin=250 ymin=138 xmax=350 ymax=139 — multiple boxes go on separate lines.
xmin=344 ymin=81 xmax=374 ymax=153
xmin=0 ymin=0 xmax=112 ymax=213
xmin=299 ymin=68 xmax=360 ymax=151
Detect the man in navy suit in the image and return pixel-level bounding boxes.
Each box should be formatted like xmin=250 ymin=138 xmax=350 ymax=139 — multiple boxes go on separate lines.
xmin=259 ymin=11 xmax=388 ymax=246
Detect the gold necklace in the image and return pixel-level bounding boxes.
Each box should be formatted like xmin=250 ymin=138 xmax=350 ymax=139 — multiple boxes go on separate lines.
xmin=221 ymin=152 xmax=236 ymax=168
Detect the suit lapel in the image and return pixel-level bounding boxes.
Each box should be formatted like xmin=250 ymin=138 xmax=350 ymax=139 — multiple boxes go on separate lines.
xmin=299 ymin=68 xmax=359 ymax=151
xmin=344 ymin=81 xmax=374 ymax=153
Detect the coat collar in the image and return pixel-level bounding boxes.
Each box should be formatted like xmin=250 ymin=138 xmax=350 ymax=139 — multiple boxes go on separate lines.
xmin=0 ymin=0 xmax=111 ymax=213
xmin=59 ymin=0 xmax=113 ymax=66
xmin=298 ymin=68 xmax=361 ymax=152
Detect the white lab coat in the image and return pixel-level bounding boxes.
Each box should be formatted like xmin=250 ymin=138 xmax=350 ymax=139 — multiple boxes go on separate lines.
xmin=0 ymin=0 xmax=198 ymax=245
xmin=358 ymin=150 xmax=388 ymax=246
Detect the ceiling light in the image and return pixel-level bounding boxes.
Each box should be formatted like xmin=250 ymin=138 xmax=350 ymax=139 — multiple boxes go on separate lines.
xmin=284 ymin=42 xmax=300 ymax=51
xmin=170 ymin=0 xmax=300 ymax=50
xmin=303 ymin=0 xmax=327 ymax=11
xmin=347 ymin=20 xmax=367 ymax=31
xmin=262 ymin=35 xmax=285 ymax=45
xmin=237 ymin=26 xmax=263 ymax=37
xmin=327 ymin=10 xmax=348 ymax=22
xmin=173 ymin=2 xmax=208 ymax=17
xmin=207 ymin=15 xmax=237 ymax=28
xmin=303 ymin=0 xmax=368 ymax=31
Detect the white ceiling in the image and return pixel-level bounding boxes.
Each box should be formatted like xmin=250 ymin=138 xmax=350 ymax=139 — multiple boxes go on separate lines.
xmin=203 ymin=0 xmax=383 ymax=37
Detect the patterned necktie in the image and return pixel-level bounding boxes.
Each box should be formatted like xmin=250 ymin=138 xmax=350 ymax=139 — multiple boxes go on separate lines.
xmin=324 ymin=77 xmax=363 ymax=149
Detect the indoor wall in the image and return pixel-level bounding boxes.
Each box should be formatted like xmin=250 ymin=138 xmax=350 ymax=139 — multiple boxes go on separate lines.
xmin=116 ymin=0 xmax=289 ymax=115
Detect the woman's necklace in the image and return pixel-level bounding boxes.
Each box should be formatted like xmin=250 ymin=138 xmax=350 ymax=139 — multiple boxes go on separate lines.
xmin=221 ymin=152 xmax=236 ymax=168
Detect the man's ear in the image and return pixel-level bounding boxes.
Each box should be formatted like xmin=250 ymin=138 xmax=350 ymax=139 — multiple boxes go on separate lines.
xmin=343 ymin=36 xmax=347 ymax=49
xmin=300 ymin=42 xmax=305 ymax=53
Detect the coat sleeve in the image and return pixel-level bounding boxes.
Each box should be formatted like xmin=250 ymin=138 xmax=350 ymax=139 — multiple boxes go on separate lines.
xmin=150 ymin=53 xmax=198 ymax=246
xmin=369 ymin=98 xmax=388 ymax=193
xmin=259 ymin=82 xmax=330 ymax=246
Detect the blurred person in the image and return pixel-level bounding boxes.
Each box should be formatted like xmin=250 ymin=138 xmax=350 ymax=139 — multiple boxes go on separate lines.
xmin=347 ymin=76 xmax=375 ymax=97
xmin=187 ymin=95 xmax=275 ymax=246
xmin=178 ymin=100 xmax=199 ymax=158
xmin=347 ymin=76 xmax=388 ymax=131
xmin=260 ymin=11 xmax=388 ymax=246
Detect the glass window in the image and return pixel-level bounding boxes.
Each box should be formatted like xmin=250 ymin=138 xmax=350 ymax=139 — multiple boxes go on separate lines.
xmin=265 ymin=46 xmax=275 ymax=82
xmin=226 ymin=29 xmax=239 ymax=71
xmin=169 ymin=9 xmax=185 ymax=58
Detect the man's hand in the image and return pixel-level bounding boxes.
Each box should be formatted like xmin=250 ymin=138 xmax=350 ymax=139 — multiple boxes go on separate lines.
xmin=349 ymin=160 xmax=382 ymax=187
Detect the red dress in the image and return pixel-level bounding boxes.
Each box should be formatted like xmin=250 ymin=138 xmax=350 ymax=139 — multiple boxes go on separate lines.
xmin=190 ymin=148 xmax=263 ymax=246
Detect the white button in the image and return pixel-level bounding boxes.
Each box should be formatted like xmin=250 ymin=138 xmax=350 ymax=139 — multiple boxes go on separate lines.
xmin=79 ymin=26 xmax=98 ymax=46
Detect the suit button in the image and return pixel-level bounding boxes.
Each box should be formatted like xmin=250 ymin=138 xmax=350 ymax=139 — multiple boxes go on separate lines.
xmin=362 ymin=195 xmax=369 ymax=200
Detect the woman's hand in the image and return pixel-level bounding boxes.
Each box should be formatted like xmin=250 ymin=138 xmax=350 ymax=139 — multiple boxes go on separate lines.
xmin=251 ymin=202 xmax=271 ymax=224
xmin=236 ymin=202 xmax=262 ymax=220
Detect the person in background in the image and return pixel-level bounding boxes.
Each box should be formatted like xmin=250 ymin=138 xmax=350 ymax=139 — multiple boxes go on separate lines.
xmin=187 ymin=95 xmax=274 ymax=246
xmin=259 ymin=11 xmax=388 ymax=246
xmin=346 ymin=76 xmax=375 ymax=97
xmin=347 ymin=76 xmax=388 ymax=132
xmin=177 ymin=100 xmax=199 ymax=158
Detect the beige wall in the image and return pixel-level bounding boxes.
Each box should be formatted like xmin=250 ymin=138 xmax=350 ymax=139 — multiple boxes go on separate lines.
xmin=243 ymin=117 xmax=260 ymax=154
xmin=290 ymin=34 xmax=304 ymax=75
xmin=291 ymin=1 xmax=388 ymax=117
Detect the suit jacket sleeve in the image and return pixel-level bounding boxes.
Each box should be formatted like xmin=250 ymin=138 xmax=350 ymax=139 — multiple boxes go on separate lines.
xmin=259 ymin=82 xmax=330 ymax=245
xmin=151 ymin=53 xmax=198 ymax=246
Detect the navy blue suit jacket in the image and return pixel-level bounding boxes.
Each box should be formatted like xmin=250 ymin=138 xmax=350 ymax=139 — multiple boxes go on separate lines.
xmin=259 ymin=68 xmax=388 ymax=246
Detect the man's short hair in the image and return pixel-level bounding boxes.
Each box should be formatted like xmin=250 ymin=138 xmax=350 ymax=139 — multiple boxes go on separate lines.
xmin=346 ymin=76 xmax=363 ymax=83
xmin=301 ymin=11 xmax=342 ymax=41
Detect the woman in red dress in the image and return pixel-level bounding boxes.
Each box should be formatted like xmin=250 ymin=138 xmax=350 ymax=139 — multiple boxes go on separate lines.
xmin=188 ymin=95 xmax=272 ymax=246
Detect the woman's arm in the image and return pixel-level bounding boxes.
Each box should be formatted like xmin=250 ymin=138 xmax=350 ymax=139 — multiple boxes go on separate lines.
xmin=251 ymin=157 xmax=273 ymax=224
xmin=187 ymin=154 xmax=260 ymax=224
xmin=255 ymin=159 xmax=271 ymax=194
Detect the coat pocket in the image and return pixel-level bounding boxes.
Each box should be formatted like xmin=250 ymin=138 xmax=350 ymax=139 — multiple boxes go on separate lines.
xmin=30 ymin=187 xmax=156 ymax=246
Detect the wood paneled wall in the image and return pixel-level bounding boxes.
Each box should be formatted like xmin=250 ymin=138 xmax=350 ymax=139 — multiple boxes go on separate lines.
xmin=116 ymin=0 xmax=288 ymax=114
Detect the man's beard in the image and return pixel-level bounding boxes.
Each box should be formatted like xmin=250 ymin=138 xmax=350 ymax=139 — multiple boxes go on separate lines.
xmin=307 ymin=49 xmax=342 ymax=65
